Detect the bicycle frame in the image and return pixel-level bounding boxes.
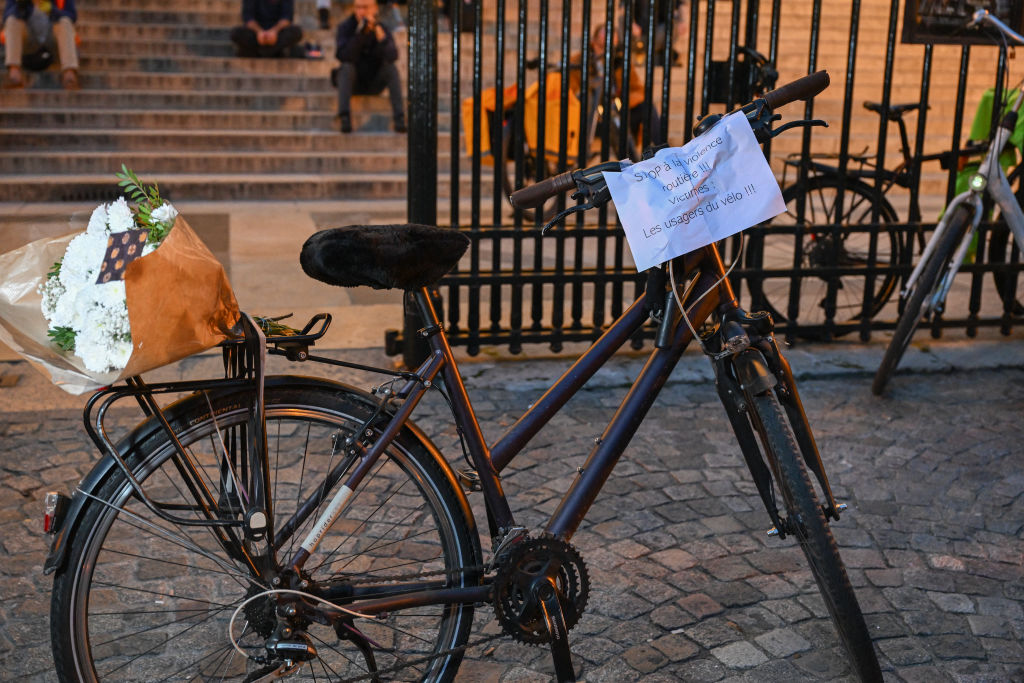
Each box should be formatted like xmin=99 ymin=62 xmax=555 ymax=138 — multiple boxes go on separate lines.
xmin=902 ymin=87 xmax=1024 ymax=314
xmin=281 ymin=241 xmax=839 ymax=618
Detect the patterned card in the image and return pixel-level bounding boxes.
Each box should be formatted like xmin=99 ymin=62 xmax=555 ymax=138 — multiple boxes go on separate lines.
xmin=96 ymin=229 xmax=150 ymax=284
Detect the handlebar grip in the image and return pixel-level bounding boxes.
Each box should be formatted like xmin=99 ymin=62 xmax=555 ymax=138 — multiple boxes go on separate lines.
xmin=508 ymin=171 xmax=576 ymax=210
xmin=762 ymin=70 xmax=830 ymax=110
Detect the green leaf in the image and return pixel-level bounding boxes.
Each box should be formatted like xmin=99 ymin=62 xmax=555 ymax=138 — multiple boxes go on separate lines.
xmin=47 ymin=258 xmax=62 ymax=280
xmin=47 ymin=326 xmax=76 ymax=351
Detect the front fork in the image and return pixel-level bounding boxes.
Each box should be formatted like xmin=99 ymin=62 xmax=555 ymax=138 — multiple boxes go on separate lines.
xmin=709 ymin=307 xmax=841 ymax=537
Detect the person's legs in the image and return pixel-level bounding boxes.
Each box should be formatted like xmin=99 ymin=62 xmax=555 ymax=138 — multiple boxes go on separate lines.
xmin=52 ymin=17 xmax=78 ymax=70
xmin=336 ymin=62 xmax=356 ymax=131
xmin=230 ymin=25 xmax=260 ymax=57
xmin=3 ymin=15 xmax=27 ymax=87
xmin=317 ymin=0 xmax=330 ymax=29
xmin=51 ymin=16 xmax=79 ymax=88
xmin=366 ymin=61 xmax=406 ymax=131
xmin=269 ymin=24 xmax=303 ymax=57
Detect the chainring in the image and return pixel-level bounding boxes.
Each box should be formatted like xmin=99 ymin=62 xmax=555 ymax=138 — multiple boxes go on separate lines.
xmin=492 ymin=534 xmax=590 ymax=644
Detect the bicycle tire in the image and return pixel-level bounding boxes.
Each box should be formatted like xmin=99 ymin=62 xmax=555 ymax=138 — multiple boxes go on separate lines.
xmin=872 ymin=205 xmax=972 ymax=395
xmin=749 ymin=392 xmax=882 ymax=682
xmin=746 ymin=176 xmax=901 ymax=336
xmin=51 ymin=382 xmax=480 ymax=682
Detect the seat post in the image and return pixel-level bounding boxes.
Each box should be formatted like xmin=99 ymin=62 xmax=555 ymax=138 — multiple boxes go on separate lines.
xmin=402 ymin=288 xmax=444 ymax=367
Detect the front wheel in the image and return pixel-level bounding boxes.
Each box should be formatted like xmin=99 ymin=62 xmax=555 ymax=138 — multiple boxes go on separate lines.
xmin=872 ymin=205 xmax=971 ymax=395
xmin=51 ymin=382 xmax=480 ymax=682
xmin=749 ymin=392 xmax=882 ymax=682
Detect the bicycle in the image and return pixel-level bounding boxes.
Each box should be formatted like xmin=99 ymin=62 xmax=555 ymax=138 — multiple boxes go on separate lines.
xmin=746 ymin=76 xmax=1022 ymax=335
xmin=43 ymin=72 xmax=883 ymax=682
xmin=872 ymin=9 xmax=1024 ymax=395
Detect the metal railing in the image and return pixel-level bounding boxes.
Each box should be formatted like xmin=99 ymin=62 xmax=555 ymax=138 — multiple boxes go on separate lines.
xmin=397 ymin=0 xmax=1023 ymax=358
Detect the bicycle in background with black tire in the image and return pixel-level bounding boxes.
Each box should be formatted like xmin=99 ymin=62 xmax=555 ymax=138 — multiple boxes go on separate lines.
xmin=872 ymin=9 xmax=1024 ymax=395
xmin=43 ymin=71 xmax=883 ymax=682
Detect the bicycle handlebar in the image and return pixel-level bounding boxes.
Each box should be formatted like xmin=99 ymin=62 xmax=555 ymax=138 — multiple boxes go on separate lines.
xmin=508 ymin=71 xmax=830 ymax=212
xmin=969 ymin=9 xmax=1024 ymax=45
xmin=762 ymin=70 xmax=830 ymax=110
xmin=509 ymin=171 xmax=576 ymax=210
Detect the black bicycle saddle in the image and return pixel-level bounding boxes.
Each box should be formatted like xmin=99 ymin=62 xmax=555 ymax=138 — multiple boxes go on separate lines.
xmin=301 ymin=224 xmax=470 ymax=290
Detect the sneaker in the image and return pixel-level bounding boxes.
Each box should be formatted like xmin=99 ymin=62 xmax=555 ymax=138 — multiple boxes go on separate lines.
xmin=318 ymin=7 xmax=330 ymax=30
xmin=393 ymin=116 xmax=407 ymax=134
xmin=61 ymin=68 xmax=79 ymax=90
xmin=4 ymin=65 xmax=25 ymax=89
xmin=339 ymin=112 xmax=352 ymax=133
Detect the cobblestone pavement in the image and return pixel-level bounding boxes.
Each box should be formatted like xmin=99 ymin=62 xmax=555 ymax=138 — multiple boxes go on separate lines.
xmin=1 ymin=340 xmax=1022 ymax=682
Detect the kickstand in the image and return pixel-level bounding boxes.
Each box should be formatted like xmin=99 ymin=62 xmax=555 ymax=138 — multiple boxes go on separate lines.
xmin=535 ymin=578 xmax=576 ymax=683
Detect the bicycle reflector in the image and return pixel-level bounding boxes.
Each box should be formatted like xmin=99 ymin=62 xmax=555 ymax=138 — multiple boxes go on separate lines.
xmin=43 ymin=491 xmax=70 ymax=534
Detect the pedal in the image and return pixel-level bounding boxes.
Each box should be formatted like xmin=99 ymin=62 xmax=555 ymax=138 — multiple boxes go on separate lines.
xmin=457 ymin=468 xmax=483 ymax=492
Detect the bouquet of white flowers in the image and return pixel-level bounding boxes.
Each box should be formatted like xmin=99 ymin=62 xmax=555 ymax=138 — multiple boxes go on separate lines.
xmin=0 ymin=167 xmax=240 ymax=394
xmin=39 ymin=169 xmax=179 ymax=373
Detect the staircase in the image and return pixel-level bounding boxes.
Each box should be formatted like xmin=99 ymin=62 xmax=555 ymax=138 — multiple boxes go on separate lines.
xmin=0 ymin=0 xmax=434 ymax=208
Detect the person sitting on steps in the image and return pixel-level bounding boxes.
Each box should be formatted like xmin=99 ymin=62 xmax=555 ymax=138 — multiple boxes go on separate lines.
xmin=334 ymin=0 xmax=406 ymax=134
xmin=230 ymin=0 xmax=303 ymax=58
xmin=2 ymin=0 xmax=80 ymax=90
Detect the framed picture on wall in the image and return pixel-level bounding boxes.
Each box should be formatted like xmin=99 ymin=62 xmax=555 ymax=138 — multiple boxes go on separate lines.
xmin=902 ymin=0 xmax=1024 ymax=45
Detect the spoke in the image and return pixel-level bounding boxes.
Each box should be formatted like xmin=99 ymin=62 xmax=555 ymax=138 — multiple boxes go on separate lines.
xmin=96 ymin=546 xmax=244 ymax=581
xmin=307 ymin=630 xmax=368 ymax=674
xmin=153 ymin=639 xmax=241 ymax=683
xmin=321 ymin=527 xmax=438 ymax=576
xmin=79 ymin=489 xmax=256 ymax=587
xmin=96 ymin=599 xmax=235 ymax=678
xmin=312 ymin=474 xmax=412 ymax=575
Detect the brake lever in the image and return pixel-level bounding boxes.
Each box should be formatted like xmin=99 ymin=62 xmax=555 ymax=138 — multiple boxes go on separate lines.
xmin=768 ymin=118 xmax=828 ymax=139
xmin=540 ymin=173 xmax=614 ymax=233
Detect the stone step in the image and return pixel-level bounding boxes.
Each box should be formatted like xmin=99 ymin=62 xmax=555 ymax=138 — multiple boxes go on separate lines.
xmin=74 ymin=38 xmax=237 ymax=57
xmin=0 ymin=128 xmax=452 ymax=153
xmin=0 ymin=150 xmax=451 ymax=175
xmin=78 ymin=54 xmax=334 ymax=75
xmin=0 ymin=173 xmax=493 ymax=203
xmin=23 ymin=69 xmax=336 ymax=92
xmin=1 ymin=88 xmax=334 ymax=111
xmin=75 ymin=24 xmax=231 ymax=42
xmin=78 ymin=8 xmax=240 ymax=26
xmin=0 ymin=107 xmax=448 ymax=131
xmin=88 ymin=0 xmax=324 ymax=11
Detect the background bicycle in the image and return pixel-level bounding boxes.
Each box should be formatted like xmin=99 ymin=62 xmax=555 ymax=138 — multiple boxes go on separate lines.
xmin=872 ymin=9 xmax=1024 ymax=394
xmin=746 ymin=93 xmax=1024 ymax=338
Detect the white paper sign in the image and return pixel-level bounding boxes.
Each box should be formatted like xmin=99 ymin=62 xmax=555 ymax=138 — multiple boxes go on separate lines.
xmin=603 ymin=111 xmax=785 ymax=271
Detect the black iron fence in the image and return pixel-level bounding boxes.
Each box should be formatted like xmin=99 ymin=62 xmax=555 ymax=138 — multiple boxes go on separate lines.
xmin=397 ymin=0 xmax=1023 ymax=356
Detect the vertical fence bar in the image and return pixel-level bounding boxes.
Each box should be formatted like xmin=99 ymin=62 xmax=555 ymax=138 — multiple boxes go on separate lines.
xmin=782 ymin=0 xmax=821 ymax=342
xmin=572 ymin=0 xmax=592 ymax=333
xmin=467 ymin=0 xmax=483 ymax=355
xmin=700 ymin=0 xmax=716 ymax=118
xmin=529 ymin=0 xmax=550 ymax=344
xmin=448 ymin=0 xmax=463 ymax=339
xmin=908 ymin=44 xmax=933 ymax=225
xmin=508 ymin=0 xmax=524 ymax=352
xmin=403 ymin=0 xmax=439 ymax=367
xmin=496 ymin=0 xmax=514 ymax=344
xmin=550 ymin=0 xmax=574 ymax=352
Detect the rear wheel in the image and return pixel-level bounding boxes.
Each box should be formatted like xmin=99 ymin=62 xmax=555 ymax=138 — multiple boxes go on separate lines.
xmin=749 ymin=392 xmax=882 ymax=682
xmin=872 ymin=206 xmax=972 ymax=395
xmin=747 ymin=177 xmax=901 ymax=336
xmin=51 ymin=383 xmax=480 ymax=682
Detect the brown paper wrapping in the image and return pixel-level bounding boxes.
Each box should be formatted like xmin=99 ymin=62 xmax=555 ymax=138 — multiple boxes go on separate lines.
xmin=0 ymin=216 xmax=240 ymax=394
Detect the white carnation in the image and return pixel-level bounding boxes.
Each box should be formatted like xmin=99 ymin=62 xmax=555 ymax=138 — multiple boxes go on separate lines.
xmin=59 ymin=231 xmax=108 ymax=290
xmin=86 ymin=203 xmax=110 ymax=236
xmin=107 ymin=197 xmax=136 ymax=233
xmin=150 ymin=202 xmax=178 ymax=226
